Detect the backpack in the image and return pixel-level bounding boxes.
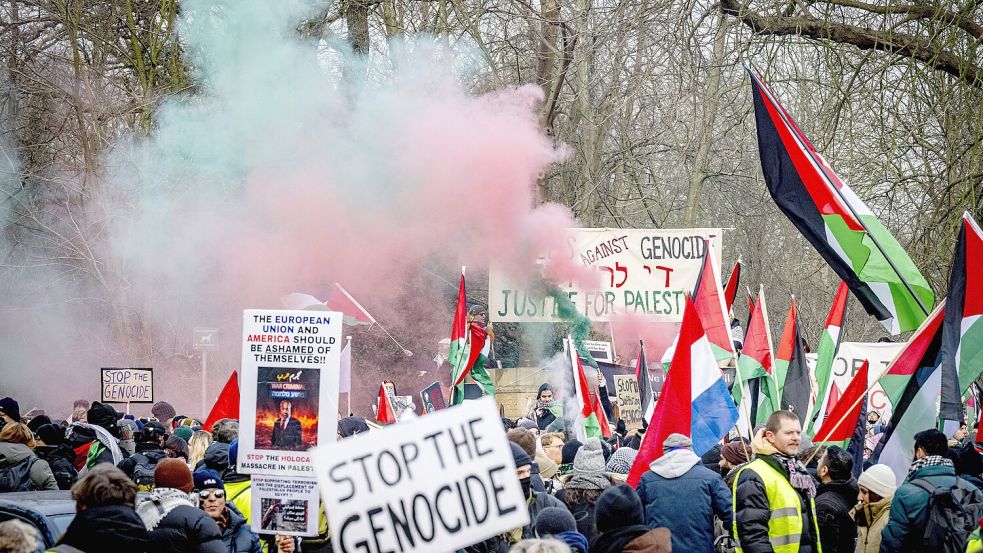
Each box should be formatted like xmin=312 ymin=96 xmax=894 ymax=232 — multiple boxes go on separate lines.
xmin=129 ymin=453 xmax=157 ymax=492
xmin=0 ymin=456 xmax=38 ymax=492
xmin=911 ymin=476 xmax=983 ymax=553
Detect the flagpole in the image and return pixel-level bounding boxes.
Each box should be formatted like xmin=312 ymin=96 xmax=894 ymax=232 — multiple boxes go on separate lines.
xmin=805 ymin=361 xmax=886 ymax=466
xmin=346 ymin=336 xmax=352 ymax=416
xmin=746 ymin=66 xmax=930 ymax=317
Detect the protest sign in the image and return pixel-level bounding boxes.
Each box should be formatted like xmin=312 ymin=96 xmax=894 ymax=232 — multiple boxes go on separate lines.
xmin=100 ymin=368 xmax=153 ymax=404
xmin=584 ymin=340 xmax=614 ymax=363
xmin=420 ymin=382 xmax=446 ymax=414
xmin=808 ymin=341 xmax=904 ymax=418
xmin=489 ymin=227 xmax=723 ymax=323
xmin=238 ymin=309 xmax=343 ymax=477
xmin=613 ymin=375 xmax=643 ymax=429
xmin=311 ymin=397 xmax=529 ymax=553
xmin=251 ymin=475 xmax=321 ymax=536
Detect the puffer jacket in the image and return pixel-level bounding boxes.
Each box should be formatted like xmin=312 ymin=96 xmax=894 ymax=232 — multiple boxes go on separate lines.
xmin=54 ymin=503 xmax=150 ymax=551
xmin=218 ymin=504 xmax=262 ymax=553
xmin=880 ymin=464 xmax=961 ymax=553
xmin=849 ymin=496 xmax=890 ymax=553
xmin=143 ymin=503 xmax=225 ymax=553
xmin=637 ymin=448 xmax=731 ymax=553
xmin=815 ymin=478 xmax=859 ymax=553
xmin=0 ymin=442 xmax=58 ymax=491
xmin=34 ymin=444 xmax=78 ymax=490
xmin=734 ymin=454 xmax=818 ymax=553
xmin=196 ymin=442 xmax=231 ymax=477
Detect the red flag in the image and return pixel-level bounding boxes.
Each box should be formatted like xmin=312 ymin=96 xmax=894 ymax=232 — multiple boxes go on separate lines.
xmin=592 ymin=391 xmax=612 ymax=438
xmin=814 ymin=361 xmax=869 ymax=444
xmin=723 ymin=259 xmax=741 ymax=312
xmin=327 ymin=283 xmax=376 ymax=326
xmin=203 ymin=371 xmax=239 ymax=431
xmin=376 ymin=384 xmax=397 ymax=424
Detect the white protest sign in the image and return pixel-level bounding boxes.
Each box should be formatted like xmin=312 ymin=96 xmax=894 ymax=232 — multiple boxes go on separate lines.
xmin=238 ymin=309 xmax=342 ymax=477
xmin=489 ymin=227 xmax=723 ymax=323
xmin=613 ymin=375 xmax=642 ymax=429
xmin=311 ymin=397 xmax=529 ymax=553
xmin=834 ymin=341 xmax=904 ymax=417
xmin=100 ymin=368 xmax=154 ymax=404
xmin=250 ymin=475 xmax=321 ymax=537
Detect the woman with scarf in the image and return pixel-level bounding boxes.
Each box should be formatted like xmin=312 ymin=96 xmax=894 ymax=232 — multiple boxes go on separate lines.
xmin=532 ymin=384 xmax=563 ymax=431
xmin=136 ymin=458 xmax=224 ymax=553
xmin=553 ymin=438 xmax=614 ymax=543
xmin=733 ymin=411 xmax=822 ymax=553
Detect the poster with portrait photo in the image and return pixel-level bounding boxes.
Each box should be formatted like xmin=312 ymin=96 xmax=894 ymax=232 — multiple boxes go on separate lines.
xmin=238 ymin=309 xmax=342 ymax=477
xmin=255 ymin=367 xmax=320 ymax=451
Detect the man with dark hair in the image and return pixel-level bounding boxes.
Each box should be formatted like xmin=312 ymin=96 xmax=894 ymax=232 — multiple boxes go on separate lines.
xmin=209 ymin=419 xmax=239 ymax=444
xmin=50 ymin=465 xmax=150 ymax=551
xmin=271 ymin=400 xmax=302 ymax=449
xmin=815 ymin=445 xmax=858 ymax=552
xmin=734 ymin=410 xmax=821 ymax=553
xmin=881 ymin=428 xmax=983 ymax=552
xmin=532 ymin=384 xmax=562 ymax=431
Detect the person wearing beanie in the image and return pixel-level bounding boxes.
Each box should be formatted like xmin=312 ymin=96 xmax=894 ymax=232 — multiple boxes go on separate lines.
xmin=849 ymin=463 xmax=896 ymax=553
xmin=560 ymin=439 xmax=582 ymax=467
xmin=194 ymin=469 xmax=262 ymax=553
xmin=137 ymin=458 xmax=224 ymax=553
xmin=534 ymin=507 xmax=589 ymax=553
xmin=0 ymin=397 xmax=20 ymax=424
xmin=637 ymin=432 xmax=731 ymax=553
xmin=719 ymin=439 xmax=754 ymax=486
xmin=173 ymin=425 xmax=194 ymax=442
xmin=533 ymin=383 xmax=563 ymax=431
xmin=152 ymin=401 xmax=177 ymax=430
xmin=605 ymin=446 xmax=637 ymax=476
xmin=26 ymin=415 xmax=51 ymax=433
xmin=591 ymin=484 xmax=672 ymax=553
xmin=512 ymin=441 xmax=567 ymax=541
xmin=509 ymin=428 xmax=547 ymax=493
xmin=119 ymin=420 xmax=168 ymax=490
xmin=554 ymin=438 xmax=614 ymax=543
xmin=33 ymin=423 xmax=78 ymax=490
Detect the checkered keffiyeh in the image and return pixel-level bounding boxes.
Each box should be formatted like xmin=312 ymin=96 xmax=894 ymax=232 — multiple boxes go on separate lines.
xmin=907 ymin=455 xmax=953 ymax=479
xmin=605 ymin=447 xmax=637 ymax=474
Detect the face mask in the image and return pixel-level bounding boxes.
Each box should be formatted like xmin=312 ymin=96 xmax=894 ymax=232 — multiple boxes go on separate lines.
xmin=519 ymin=477 xmax=532 ymax=498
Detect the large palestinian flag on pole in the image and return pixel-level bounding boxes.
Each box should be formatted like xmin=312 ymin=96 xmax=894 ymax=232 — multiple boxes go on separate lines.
xmin=941 ymin=213 xmax=983 ymax=420
xmin=776 ymin=297 xmax=811 ymax=421
xmin=748 ymin=68 xmax=934 ymax=335
xmin=693 ymin=240 xmax=738 ymax=366
xmin=448 ymin=268 xmax=493 ymax=405
xmin=807 ymin=281 xmax=850 ymax=436
xmin=879 ymin=302 xmax=946 ymax=408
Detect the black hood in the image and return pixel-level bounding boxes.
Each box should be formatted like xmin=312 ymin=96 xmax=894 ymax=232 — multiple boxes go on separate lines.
xmin=35 ymin=444 xmax=76 ymax=463
xmin=201 ymin=441 xmax=230 ymax=472
xmin=58 ymin=504 xmax=150 ymax=551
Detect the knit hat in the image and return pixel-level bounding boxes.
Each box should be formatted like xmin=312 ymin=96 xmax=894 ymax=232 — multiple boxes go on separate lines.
xmin=193 ymin=469 xmax=224 ymax=491
xmin=561 ymin=439 xmax=583 ymax=465
xmin=229 ymin=439 xmax=239 ymax=466
xmin=595 ymin=484 xmax=644 ymax=532
xmin=35 ymin=424 xmax=65 ymax=446
xmin=573 ymin=438 xmax=606 ymax=475
xmin=86 ymin=402 xmax=120 ymax=437
xmin=172 ymin=426 xmax=194 ymax=442
xmin=535 ymin=507 xmax=576 ymax=535
xmin=858 ymin=464 xmax=897 ymax=499
xmin=0 ymin=398 xmax=20 ymax=421
xmin=721 ymin=440 xmax=752 ymax=465
xmin=605 ymin=447 xmax=637 ymax=474
xmin=517 ymin=418 xmax=538 ymax=431
xmin=26 ymin=415 xmax=51 ymax=433
xmin=155 ymin=458 xmax=194 ymax=493
xmin=510 ymin=441 xmax=532 ymax=469
xmin=662 ymin=433 xmax=692 ymax=451
xmin=151 ymin=401 xmax=176 ymax=422
xmin=338 ymin=416 xmax=370 ymax=438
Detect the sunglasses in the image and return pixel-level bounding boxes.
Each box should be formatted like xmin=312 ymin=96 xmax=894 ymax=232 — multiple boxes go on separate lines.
xmin=198 ymin=489 xmax=225 ymax=500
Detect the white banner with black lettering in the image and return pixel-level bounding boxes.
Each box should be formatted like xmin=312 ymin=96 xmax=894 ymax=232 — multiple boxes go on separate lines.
xmin=489 ymin=227 xmax=723 ymax=322
xmin=310 ymin=397 xmax=529 ymax=553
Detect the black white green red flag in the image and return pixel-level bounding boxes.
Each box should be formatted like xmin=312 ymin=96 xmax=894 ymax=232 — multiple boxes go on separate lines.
xmin=776 ymin=297 xmax=810 ymax=421
xmin=807 ymin=281 xmax=849 ymax=436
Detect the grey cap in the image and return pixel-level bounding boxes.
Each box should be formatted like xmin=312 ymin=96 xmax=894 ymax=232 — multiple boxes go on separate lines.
xmin=662 ymin=433 xmax=693 ymax=451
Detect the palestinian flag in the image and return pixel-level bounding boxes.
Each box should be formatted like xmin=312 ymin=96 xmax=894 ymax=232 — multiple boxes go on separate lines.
xmin=813 ymin=360 xmax=869 ymax=447
xmin=376 ymin=384 xmax=397 ymax=424
xmin=806 ymin=281 xmax=849 ymax=436
xmin=734 ymin=286 xmax=779 ymax=425
xmin=693 ymin=240 xmax=738 ymax=366
xmin=636 ymin=341 xmax=654 ymax=423
xmin=872 ymin=303 xmax=946 ymax=482
xmin=724 ymin=258 xmax=741 ymax=313
xmin=749 ymin=68 xmax=934 ymax=334
xmin=591 ymin=390 xmax=612 ymax=438
xmin=326 ymin=283 xmax=377 ymax=326
xmin=878 ymin=302 xmax=946 ymax=407
xmin=941 ymin=213 xmax=983 ymax=420
xmin=570 ymin=338 xmax=603 ymax=441
xmin=776 ymin=297 xmax=811 ymax=421
xmin=448 ymin=269 xmax=494 ymax=405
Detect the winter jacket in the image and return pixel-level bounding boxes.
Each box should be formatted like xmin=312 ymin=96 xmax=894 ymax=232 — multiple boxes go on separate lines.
xmin=117 ymin=445 xmax=166 ymax=480
xmin=217 ymin=505 xmax=263 ymax=553
xmin=590 ymin=525 xmax=672 ymax=553
xmin=0 ymin=442 xmax=58 ymax=491
xmin=849 ymin=497 xmax=890 ymax=553
xmin=144 ymin=504 xmax=226 ymax=553
xmin=880 ymin=464 xmax=958 ymax=553
xmin=34 ymin=444 xmax=78 ymax=490
xmin=522 ymin=490 xmax=567 ymax=539
xmin=814 ymin=478 xmax=859 ymax=553
xmin=733 ymin=454 xmax=819 ymax=553
xmin=196 ymin=442 xmax=231 ymax=477
xmin=554 ymin=476 xmax=616 ymax=543
xmin=637 ymin=448 xmax=732 ymax=553
xmin=54 ymin=503 xmax=150 ymax=552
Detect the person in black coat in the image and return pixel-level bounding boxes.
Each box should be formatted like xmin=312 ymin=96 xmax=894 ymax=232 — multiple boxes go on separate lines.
xmin=34 ymin=423 xmax=78 ymax=490
xmin=118 ymin=421 xmax=168 ymax=484
xmin=815 ymin=446 xmax=859 ymax=553
xmin=136 ymin=458 xmax=224 ymax=553
xmin=590 ymin=484 xmax=672 ymax=553
xmin=52 ymin=464 xmax=150 ymax=552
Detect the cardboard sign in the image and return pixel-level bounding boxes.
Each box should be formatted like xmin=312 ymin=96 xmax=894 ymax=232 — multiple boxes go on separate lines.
xmin=238 ymin=309 xmax=343 ymax=477
xmin=250 ymin=475 xmax=321 ymax=537
xmin=584 ymin=340 xmax=614 ymax=363
xmin=489 ymin=227 xmax=723 ymax=323
xmin=420 ymin=382 xmax=446 ymax=414
xmin=311 ymin=397 xmax=529 ymax=553
xmin=613 ymin=375 xmax=643 ymax=429
xmin=100 ymin=368 xmax=154 ymax=404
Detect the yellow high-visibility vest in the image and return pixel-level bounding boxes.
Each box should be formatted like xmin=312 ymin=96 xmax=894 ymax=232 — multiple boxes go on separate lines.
xmin=732 ymin=458 xmax=823 ymax=553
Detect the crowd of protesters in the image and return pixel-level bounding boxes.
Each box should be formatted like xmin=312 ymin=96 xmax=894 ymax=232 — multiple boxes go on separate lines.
xmin=0 ymin=386 xmax=982 ymax=553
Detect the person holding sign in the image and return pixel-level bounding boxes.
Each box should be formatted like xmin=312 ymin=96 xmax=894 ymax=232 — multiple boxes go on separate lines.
xmin=194 ymin=469 xmax=263 ymax=553
xmin=271 ymin=401 xmax=303 ymax=450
